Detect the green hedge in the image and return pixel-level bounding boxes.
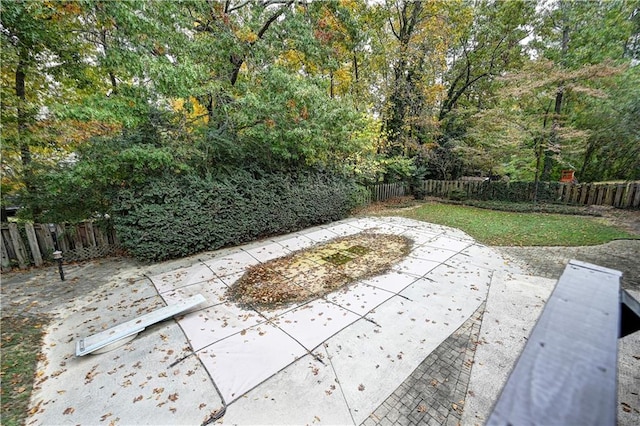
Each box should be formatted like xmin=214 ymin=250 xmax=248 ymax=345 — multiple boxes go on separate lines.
xmin=476 ymin=181 xmax=564 ymax=203
xmin=112 ymin=172 xmax=363 ymax=262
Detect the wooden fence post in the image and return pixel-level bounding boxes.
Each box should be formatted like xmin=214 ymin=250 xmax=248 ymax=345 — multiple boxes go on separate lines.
xmin=36 ymin=224 xmax=55 ymax=255
xmin=85 ymin=221 xmax=97 ymax=247
xmin=633 ymin=183 xmax=640 ymax=208
xmin=8 ymin=223 xmax=28 ymax=269
xmin=1 ymin=233 xmax=11 ymax=270
xmin=24 ymin=223 xmax=43 ymax=267
xmin=56 ymin=224 xmax=69 ymax=252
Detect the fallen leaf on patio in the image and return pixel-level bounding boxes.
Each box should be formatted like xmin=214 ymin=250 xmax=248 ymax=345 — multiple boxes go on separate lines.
xmin=199 ymin=403 xmax=207 ymax=410
xmin=133 ymin=395 xmax=143 ymax=403
xmin=63 ymin=407 xmax=75 ymax=415
xmin=168 ymin=393 xmax=178 ymax=402
xmin=100 ymin=412 xmax=112 ymax=421
xmin=358 ymin=384 xmax=365 ymax=391
xmin=417 ymin=404 xmax=426 ymax=413
xmin=153 ymin=388 xmax=164 ymax=394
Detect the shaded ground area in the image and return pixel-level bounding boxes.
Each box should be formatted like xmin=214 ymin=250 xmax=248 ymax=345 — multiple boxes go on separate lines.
xmin=496 ymin=239 xmax=640 ymax=291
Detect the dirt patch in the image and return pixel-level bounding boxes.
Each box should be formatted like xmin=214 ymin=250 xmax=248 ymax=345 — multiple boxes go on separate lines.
xmin=496 ymin=239 xmax=640 ymax=291
xmin=226 ymin=232 xmax=413 ymax=309
xmin=353 ymin=196 xmax=423 ymax=216
xmin=591 ymin=205 xmax=640 ymax=235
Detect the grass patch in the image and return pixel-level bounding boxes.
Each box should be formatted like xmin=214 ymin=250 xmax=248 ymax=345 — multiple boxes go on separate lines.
xmin=1 ymin=315 xmax=48 ymax=426
xmin=393 ymin=203 xmax=638 ymax=246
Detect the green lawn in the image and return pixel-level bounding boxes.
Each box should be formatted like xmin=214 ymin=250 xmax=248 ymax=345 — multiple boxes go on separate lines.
xmin=392 ymin=203 xmax=638 ymax=246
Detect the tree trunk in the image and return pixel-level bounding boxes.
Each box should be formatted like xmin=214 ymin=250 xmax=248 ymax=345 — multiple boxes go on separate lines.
xmin=542 ymin=18 xmax=570 ymax=181
xmin=16 ymin=52 xmax=30 ymax=169
xmin=329 ymin=71 xmax=334 ymax=99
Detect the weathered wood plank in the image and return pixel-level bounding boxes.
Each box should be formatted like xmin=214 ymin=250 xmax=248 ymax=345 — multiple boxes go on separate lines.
xmin=1 ymin=233 xmax=11 ymax=270
xmin=486 ymin=260 xmax=621 ymax=426
xmin=24 ymin=223 xmax=43 ymax=267
xmin=633 ymin=183 xmax=640 ymax=208
xmin=36 ymin=224 xmax=55 ymax=254
xmin=580 ymin=183 xmax=590 ymax=205
xmin=8 ymin=223 xmax=28 ymax=268
xmin=56 ymin=224 xmax=69 ymax=252
xmin=84 ymin=221 xmax=97 ymax=246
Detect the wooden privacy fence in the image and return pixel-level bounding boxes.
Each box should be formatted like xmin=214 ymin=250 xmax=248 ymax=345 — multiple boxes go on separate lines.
xmin=367 ymin=182 xmax=407 ymax=202
xmin=1 ymin=220 xmax=121 ymax=270
xmin=417 ymin=180 xmax=640 ymax=208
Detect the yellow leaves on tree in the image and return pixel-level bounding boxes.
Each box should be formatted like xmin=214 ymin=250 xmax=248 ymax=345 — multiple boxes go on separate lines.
xmin=170 ymin=97 xmax=209 ymax=126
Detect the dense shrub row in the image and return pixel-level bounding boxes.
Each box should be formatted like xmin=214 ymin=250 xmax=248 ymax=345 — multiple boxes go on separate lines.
xmin=112 ymin=172 xmax=365 ymax=262
xmin=474 ymin=181 xmax=564 ymax=203
xmin=416 ymin=181 xmax=567 ymax=203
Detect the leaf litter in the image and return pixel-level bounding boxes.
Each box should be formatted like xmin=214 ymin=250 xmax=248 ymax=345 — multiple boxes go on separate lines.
xmin=226 ymin=232 xmax=413 ymax=310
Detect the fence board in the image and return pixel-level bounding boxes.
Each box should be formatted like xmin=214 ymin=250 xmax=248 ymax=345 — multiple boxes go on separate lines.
xmin=1 ymin=234 xmax=10 ymax=270
xmin=8 ymin=223 xmax=28 ymax=269
xmin=1 ymin=227 xmax=15 ymax=260
xmin=87 ymin=224 xmax=95 ymax=245
xmin=24 ymin=223 xmax=43 ymax=267
xmin=35 ymin=224 xmax=55 ymax=255
xmin=614 ymin=184 xmax=624 ymax=207
xmin=633 ymin=185 xmax=640 ymax=208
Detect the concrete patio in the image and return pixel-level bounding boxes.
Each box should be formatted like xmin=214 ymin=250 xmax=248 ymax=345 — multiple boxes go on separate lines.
xmin=16 ymin=216 xmax=633 ymax=425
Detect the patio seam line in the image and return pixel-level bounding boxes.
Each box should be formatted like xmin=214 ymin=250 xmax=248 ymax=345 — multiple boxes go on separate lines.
xmin=201 ymin=323 xmax=309 ymax=406
xmin=322 ymin=343 xmax=358 ymax=426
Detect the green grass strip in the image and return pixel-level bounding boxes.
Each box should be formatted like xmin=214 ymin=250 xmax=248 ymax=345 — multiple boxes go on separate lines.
xmin=394 ymin=203 xmax=638 ymax=246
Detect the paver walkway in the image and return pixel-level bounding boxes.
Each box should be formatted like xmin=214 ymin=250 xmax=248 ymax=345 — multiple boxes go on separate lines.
xmin=363 ymin=303 xmax=483 ymax=426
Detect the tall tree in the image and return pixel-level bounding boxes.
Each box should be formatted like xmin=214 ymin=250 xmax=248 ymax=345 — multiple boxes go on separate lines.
xmin=382 ymin=1 xmax=466 ymax=151
xmin=532 ymin=0 xmax=636 ymax=181
xmin=1 ymin=1 xmax=89 ymax=213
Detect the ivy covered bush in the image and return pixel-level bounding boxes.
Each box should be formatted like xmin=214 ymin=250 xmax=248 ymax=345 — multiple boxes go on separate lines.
xmin=112 ymin=172 xmax=363 ymax=262
xmin=475 ymin=181 xmax=563 ymax=203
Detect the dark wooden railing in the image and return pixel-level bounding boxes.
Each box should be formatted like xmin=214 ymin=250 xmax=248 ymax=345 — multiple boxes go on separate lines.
xmin=487 ymin=260 xmax=640 ymax=425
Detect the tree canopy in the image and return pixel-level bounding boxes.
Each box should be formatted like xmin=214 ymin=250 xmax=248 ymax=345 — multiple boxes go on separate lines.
xmin=1 ymin=0 xmax=638 ymax=221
